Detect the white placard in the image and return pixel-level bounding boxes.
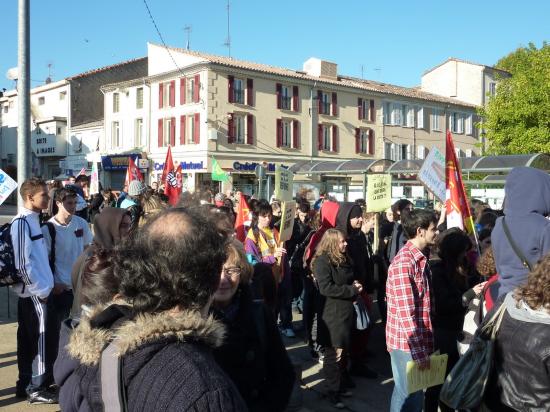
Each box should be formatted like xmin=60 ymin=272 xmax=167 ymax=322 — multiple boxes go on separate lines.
xmin=418 ymin=147 xmax=446 ymax=202
xmin=0 ymin=169 xmax=18 ymax=206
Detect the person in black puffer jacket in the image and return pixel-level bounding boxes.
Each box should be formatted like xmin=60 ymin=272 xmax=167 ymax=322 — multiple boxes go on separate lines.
xmin=483 ymin=253 xmax=550 ymax=412
xmin=57 ymin=208 xmax=247 ymax=412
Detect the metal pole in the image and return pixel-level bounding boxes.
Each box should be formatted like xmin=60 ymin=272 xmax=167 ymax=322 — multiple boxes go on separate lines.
xmin=17 ymin=0 xmax=31 ymax=211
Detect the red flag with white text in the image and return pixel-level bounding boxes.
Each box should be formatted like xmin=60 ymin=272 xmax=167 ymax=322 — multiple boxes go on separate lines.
xmin=162 ymin=146 xmax=182 ymax=206
xmin=445 ymin=130 xmax=474 ymax=233
xmin=124 ymin=156 xmax=143 ymax=187
xmin=234 ymin=192 xmax=251 ymax=242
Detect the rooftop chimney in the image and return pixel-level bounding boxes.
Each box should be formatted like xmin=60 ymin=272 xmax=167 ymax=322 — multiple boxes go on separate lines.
xmin=303 ymin=57 xmax=338 ymax=79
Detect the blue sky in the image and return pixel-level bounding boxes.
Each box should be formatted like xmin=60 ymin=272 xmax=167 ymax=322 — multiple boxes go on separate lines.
xmin=1 ymin=0 xmax=548 ymax=92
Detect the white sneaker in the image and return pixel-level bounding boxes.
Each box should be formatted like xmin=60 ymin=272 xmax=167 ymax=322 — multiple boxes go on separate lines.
xmin=282 ymin=328 xmax=296 ymax=338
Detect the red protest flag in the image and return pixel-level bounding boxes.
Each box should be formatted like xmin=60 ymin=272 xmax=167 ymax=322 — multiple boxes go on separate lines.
xmin=234 ymin=192 xmax=251 ymax=242
xmin=162 ymin=146 xmax=182 ymax=206
xmin=445 ymin=130 xmax=474 ymax=234
xmin=124 ymin=156 xmax=143 ymax=187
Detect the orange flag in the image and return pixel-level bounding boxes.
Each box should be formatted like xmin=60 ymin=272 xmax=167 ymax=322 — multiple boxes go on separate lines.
xmin=445 ymin=130 xmax=474 ymax=233
xmin=234 ymin=192 xmax=251 ymax=242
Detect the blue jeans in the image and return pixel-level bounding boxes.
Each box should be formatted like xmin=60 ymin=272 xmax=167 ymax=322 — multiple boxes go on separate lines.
xmin=389 ymin=350 xmax=423 ymax=412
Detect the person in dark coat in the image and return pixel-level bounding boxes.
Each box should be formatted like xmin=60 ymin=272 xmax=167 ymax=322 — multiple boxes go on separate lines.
xmin=57 ymin=208 xmax=247 ymax=412
xmin=312 ymin=228 xmax=362 ymax=409
xmin=211 ymin=240 xmax=294 ymax=412
xmin=387 ymin=199 xmax=413 ymax=263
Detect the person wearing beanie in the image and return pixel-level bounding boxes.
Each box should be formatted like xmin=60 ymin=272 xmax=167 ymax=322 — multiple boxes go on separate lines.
xmin=215 ymin=192 xmax=227 ymax=207
xmin=120 ymin=180 xmax=145 ymax=232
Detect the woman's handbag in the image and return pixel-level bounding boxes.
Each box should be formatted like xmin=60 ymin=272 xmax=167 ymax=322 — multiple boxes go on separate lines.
xmin=353 ymin=295 xmax=370 ymax=330
xmin=440 ymin=301 xmax=507 ymax=410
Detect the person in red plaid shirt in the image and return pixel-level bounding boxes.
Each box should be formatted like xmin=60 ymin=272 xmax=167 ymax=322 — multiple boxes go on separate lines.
xmin=386 ymin=209 xmax=438 ymax=412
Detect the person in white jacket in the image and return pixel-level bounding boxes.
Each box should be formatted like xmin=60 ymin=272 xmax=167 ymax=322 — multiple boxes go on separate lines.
xmin=11 ymin=178 xmax=56 ymax=404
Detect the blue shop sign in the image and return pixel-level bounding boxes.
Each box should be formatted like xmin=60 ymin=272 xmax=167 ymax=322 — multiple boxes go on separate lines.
xmin=101 ymin=154 xmax=141 ymax=171
xmin=233 ymin=161 xmax=287 ymax=172
xmin=153 ymin=161 xmax=205 ymax=171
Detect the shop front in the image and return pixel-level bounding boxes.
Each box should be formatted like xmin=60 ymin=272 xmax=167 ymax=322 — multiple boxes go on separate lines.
xmin=101 ymin=153 xmax=145 ymax=190
xmin=151 ymin=156 xmax=208 ymax=193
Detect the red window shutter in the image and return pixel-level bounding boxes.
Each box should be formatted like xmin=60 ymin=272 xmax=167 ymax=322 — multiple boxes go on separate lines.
xmin=158 ymin=119 xmax=163 ymax=147
xmin=318 ymin=124 xmax=323 ymax=150
xmin=170 ymin=117 xmax=176 ymax=146
xmin=355 ymin=128 xmax=360 ymax=153
xmin=358 ymin=98 xmax=363 ymax=120
xmin=369 ymin=99 xmax=375 ymax=122
xmin=180 ymin=78 xmax=186 ymax=105
xmin=180 ymin=116 xmax=186 ymax=145
xmin=193 ymin=113 xmax=200 ymax=144
xmin=276 ymin=119 xmax=282 ymax=147
xmin=332 ymin=125 xmax=338 ymax=152
xmin=292 ymin=86 xmax=299 ymax=111
xmin=246 ymin=114 xmax=254 ymax=145
xmin=293 ymin=120 xmax=299 ymax=149
xmin=194 ymin=74 xmax=200 ymax=103
xmin=368 ymin=129 xmax=375 ymax=155
xmin=246 ymin=78 xmax=254 ymax=106
xmin=158 ymin=83 xmax=164 ymax=109
xmin=227 ymin=115 xmax=234 ymax=143
xmin=276 ymin=83 xmax=282 ymax=109
xmin=317 ymin=90 xmax=323 ymax=114
xmin=228 ymin=75 xmax=234 ymax=103
xmin=331 ymin=92 xmax=337 ymax=116
xmin=169 ymin=81 xmax=175 ymax=107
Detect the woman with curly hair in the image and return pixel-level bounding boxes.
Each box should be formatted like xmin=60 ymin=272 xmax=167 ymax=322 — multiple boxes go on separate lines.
xmin=484 ymin=253 xmax=550 ymax=411
xmin=312 ymin=229 xmax=362 ymax=409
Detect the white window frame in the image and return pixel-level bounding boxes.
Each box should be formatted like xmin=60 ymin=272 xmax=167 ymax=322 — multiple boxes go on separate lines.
xmin=186 ymin=115 xmax=196 ymax=144
xmin=162 ymin=82 xmax=170 ymax=108
xmin=359 ymin=129 xmax=370 ymax=154
xmin=113 ymin=93 xmax=120 ymax=113
xmin=465 ymin=114 xmax=473 ymax=135
xmin=233 ymin=78 xmax=244 ymax=104
xmin=431 ymin=108 xmax=441 ymax=131
xmin=489 ymin=82 xmax=497 ymax=96
xmin=112 ymin=121 xmax=121 ymax=148
xmin=361 ymin=99 xmax=370 ymax=121
xmin=416 ymin=107 xmax=424 ymax=129
xmin=234 ymin=114 xmax=245 ymax=144
xmin=281 ymin=85 xmax=292 ymax=110
xmin=38 ymin=96 xmax=45 ymax=106
xmin=186 ymin=77 xmax=196 ymax=103
xmin=59 ymin=91 xmax=66 ymax=101
xmin=321 ymin=92 xmax=331 ymax=115
xmin=417 ymin=145 xmax=427 ymax=160
xmin=136 ymin=87 xmax=144 ymax=109
xmin=465 ymin=149 xmax=474 ymax=158
xmin=281 ymin=119 xmax=292 ymax=147
xmin=392 ymin=103 xmax=403 ymax=126
xmin=134 ymin=118 xmax=143 ymax=147
xmin=322 ymin=124 xmax=331 ymax=151
xmin=3 ymin=105 xmax=8 ymax=113
xmin=405 ymin=105 xmax=415 ymax=127
xmin=457 ymin=114 xmax=464 ymax=134
xmin=163 ymin=118 xmax=172 ymax=146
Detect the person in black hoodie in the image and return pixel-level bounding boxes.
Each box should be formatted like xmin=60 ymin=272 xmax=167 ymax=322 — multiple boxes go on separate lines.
xmin=335 ymin=202 xmax=377 ymax=379
xmin=211 ymin=239 xmax=294 ymax=412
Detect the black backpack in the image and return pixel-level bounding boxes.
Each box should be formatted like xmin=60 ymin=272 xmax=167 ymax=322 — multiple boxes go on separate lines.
xmin=0 ymin=217 xmax=34 ymax=287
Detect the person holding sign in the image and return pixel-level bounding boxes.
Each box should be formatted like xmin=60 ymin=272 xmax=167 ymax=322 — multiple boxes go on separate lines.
xmin=386 ymin=209 xmax=438 ymax=412
xmin=245 ymin=200 xmax=293 ymax=337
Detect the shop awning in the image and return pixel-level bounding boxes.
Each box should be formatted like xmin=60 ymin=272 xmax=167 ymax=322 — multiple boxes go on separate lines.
xmin=460 ymin=153 xmax=550 ymax=173
xmin=289 ymin=159 xmax=393 ymax=174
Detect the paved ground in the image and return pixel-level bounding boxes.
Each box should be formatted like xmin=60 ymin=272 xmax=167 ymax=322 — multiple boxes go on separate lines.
xmin=0 ymin=203 xmax=393 ymax=410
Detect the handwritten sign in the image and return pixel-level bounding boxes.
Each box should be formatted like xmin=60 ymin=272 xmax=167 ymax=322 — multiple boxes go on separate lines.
xmin=278 ymin=201 xmax=296 ymax=242
xmin=274 ymin=166 xmax=294 ymax=201
xmin=418 ymin=147 xmax=446 ymax=202
xmin=0 ymin=169 xmax=18 ymax=206
xmin=367 ymin=174 xmax=392 ymax=212
xmin=406 ymin=353 xmax=448 ymax=394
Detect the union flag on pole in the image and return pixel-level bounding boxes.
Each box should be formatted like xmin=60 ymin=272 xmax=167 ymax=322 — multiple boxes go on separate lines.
xmin=445 ymin=130 xmax=474 ymax=233
xmin=162 ymin=146 xmax=182 ymax=206
xmin=124 ymin=156 xmax=143 ymax=187
xmin=234 ymin=192 xmax=251 ymax=242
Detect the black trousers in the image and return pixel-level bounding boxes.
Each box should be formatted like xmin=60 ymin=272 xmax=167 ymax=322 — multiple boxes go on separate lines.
xmin=16 ymin=296 xmax=56 ymax=393
xmin=46 ymin=290 xmax=74 ymax=376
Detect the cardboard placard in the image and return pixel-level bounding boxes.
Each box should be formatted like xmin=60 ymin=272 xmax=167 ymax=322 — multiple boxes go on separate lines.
xmin=278 ymin=201 xmax=296 ymax=242
xmin=274 ymin=166 xmax=294 ymax=201
xmin=418 ymin=147 xmax=446 ymax=202
xmin=367 ymin=174 xmax=392 ymax=212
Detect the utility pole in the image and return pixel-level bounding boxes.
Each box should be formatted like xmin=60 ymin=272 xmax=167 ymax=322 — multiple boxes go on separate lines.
xmin=184 ymin=25 xmax=191 ymax=50
xmin=17 ymin=0 xmax=30 ymax=210
xmin=224 ymin=0 xmax=231 ymax=57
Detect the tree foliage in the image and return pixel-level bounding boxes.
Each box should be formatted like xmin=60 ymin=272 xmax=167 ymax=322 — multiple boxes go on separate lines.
xmin=479 ymin=42 xmax=550 ymax=155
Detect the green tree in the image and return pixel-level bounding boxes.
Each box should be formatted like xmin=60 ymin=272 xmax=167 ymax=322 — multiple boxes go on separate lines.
xmin=479 ymin=42 xmax=550 ymax=154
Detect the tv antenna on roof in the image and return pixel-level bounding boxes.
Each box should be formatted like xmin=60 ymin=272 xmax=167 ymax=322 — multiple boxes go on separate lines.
xmin=374 ymin=67 xmax=382 ymax=80
xmin=184 ymin=25 xmax=192 ymax=50
xmin=223 ymin=0 xmax=231 ymax=58
xmin=45 ymin=62 xmax=53 ymax=84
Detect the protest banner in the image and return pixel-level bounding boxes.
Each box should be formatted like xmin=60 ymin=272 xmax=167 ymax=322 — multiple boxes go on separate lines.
xmin=0 ymin=169 xmax=18 ymax=206
xmin=278 ymin=200 xmax=296 ymax=242
xmin=274 ymin=166 xmax=294 ymax=201
xmin=406 ymin=353 xmax=448 ymax=394
xmin=418 ymin=146 xmax=446 ymax=202
xmin=367 ymin=174 xmax=392 ymax=212
xmin=89 ymin=162 xmax=99 ymax=195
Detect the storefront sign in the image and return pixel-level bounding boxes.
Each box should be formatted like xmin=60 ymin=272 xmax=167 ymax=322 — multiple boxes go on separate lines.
xmin=367 ymin=174 xmax=392 ymax=212
xmin=153 ymin=161 xmax=205 ymax=171
xmin=101 ymin=154 xmax=141 ymax=171
xmin=418 ymin=147 xmax=446 ymax=202
xmin=233 ymin=162 xmax=287 ymax=172
xmin=0 ymin=168 xmax=17 ymax=206
xmin=274 ymin=166 xmax=294 ymax=201
xmin=279 ymin=201 xmax=297 ymax=242
xmin=32 ymin=134 xmax=66 ymax=157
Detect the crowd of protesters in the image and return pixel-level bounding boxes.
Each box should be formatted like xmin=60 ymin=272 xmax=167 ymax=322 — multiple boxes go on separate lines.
xmin=7 ymin=165 xmax=550 ymax=411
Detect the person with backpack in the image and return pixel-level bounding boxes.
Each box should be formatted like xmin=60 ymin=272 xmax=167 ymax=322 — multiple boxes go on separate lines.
xmin=41 ymin=188 xmax=93 ymax=375
xmin=10 ymin=178 xmax=56 ymax=403
xmin=120 ymin=180 xmax=145 ymax=233
xmin=211 ymin=239 xmax=295 ymax=412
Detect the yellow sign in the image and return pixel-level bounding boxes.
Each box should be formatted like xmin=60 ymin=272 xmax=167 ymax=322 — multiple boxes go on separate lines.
xmin=278 ymin=201 xmax=297 ymax=242
xmin=274 ymin=166 xmax=294 ymax=201
xmin=366 ymin=174 xmax=392 ymax=212
xmin=406 ymin=353 xmax=448 ymax=394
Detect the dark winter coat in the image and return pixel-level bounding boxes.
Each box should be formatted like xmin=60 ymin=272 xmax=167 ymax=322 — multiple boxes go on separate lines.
xmin=485 ymin=293 xmax=550 ymax=411
xmin=336 ymin=202 xmax=369 ymax=286
xmin=313 ymin=254 xmax=358 ymax=349
xmin=56 ymin=304 xmax=247 ymax=412
xmin=491 ymin=167 xmax=550 ymax=297
xmin=430 ymin=260 xmax=469 ymax=331
xmin=212 ymin=285 xmax=294 ymax=412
